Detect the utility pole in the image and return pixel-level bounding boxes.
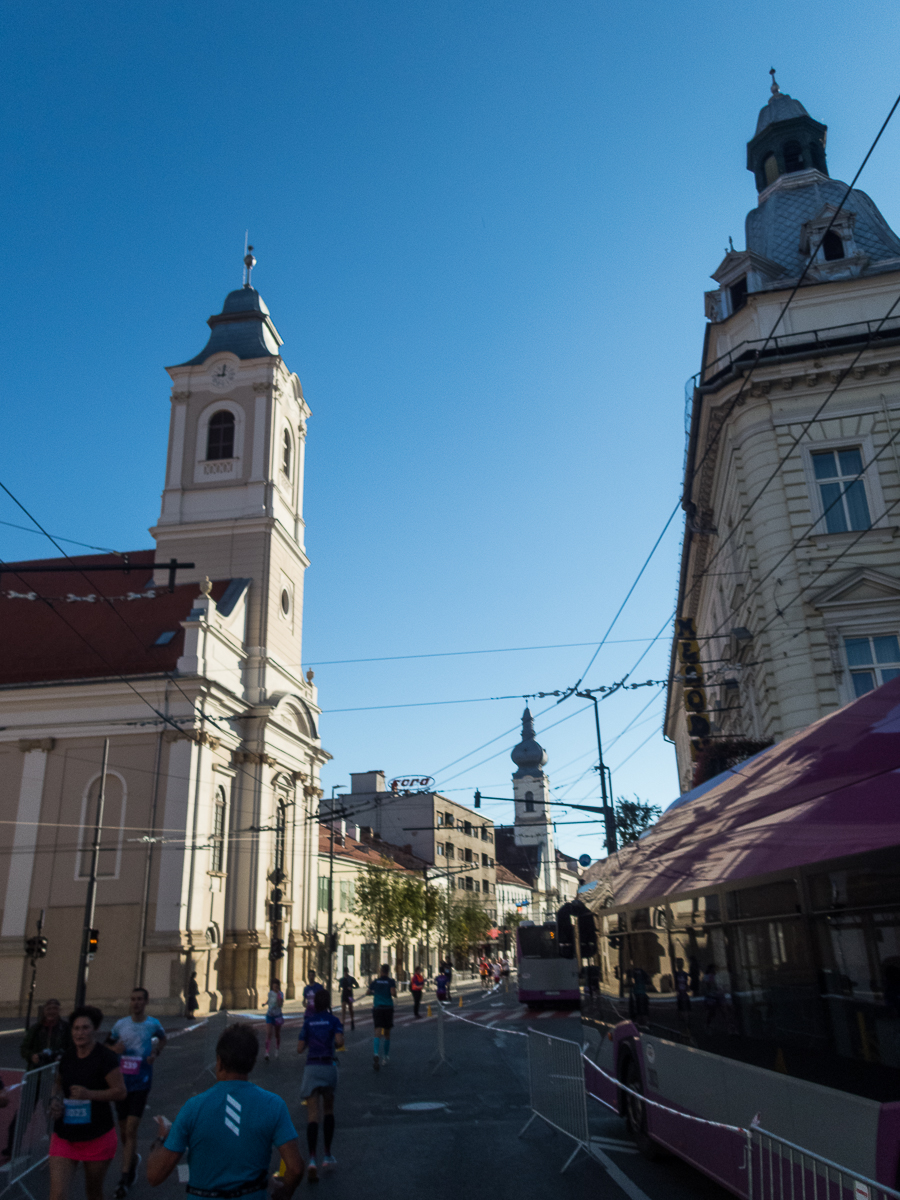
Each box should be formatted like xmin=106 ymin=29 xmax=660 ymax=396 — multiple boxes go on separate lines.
xmin=23 ymin=909 xmax=46 ymax=1030
xmin=575 ymin=690 xmax=618 ymax=854
xmin=325 ymin=785 xmax=341 ymax=994
xmin=75 ymin=738 xmax=109 ymax=1007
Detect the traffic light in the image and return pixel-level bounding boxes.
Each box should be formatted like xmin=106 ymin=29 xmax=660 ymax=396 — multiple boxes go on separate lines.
xmin=268 ymin=937 xmax=285 ymax=962
xmin=25 ymin=936 xmax=48 ymax=960
xmin=473 ymin=790 xmax=481 ymax=809
xmin=268 ymin=904 xmax=283 ymax=923
xmin=87 ymin=930 xmax=99 ymax=961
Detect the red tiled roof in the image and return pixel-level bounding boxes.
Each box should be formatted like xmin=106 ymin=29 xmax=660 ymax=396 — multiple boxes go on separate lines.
xmin=495 ymin=862 xmax=532 ymax=888
xmin=0 ymin=551 xmax=230 ymax=686
xmin=317 ymin=825 xmax=429 ymax=872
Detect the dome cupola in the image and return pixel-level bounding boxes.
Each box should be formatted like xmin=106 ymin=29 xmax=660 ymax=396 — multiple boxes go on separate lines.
xmin=511 ymin=707 xmax=548 ymax=779
xmin=747 ymin=70 xmax=828 ymax=192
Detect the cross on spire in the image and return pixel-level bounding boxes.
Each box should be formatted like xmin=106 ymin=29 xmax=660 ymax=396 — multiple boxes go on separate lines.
xmin=769 ymin=67 xmax=780 ymax=96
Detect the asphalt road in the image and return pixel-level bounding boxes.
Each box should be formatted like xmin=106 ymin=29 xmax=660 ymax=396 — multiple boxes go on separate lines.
xmin=3 ymin=984 xmax=734 ymax=1200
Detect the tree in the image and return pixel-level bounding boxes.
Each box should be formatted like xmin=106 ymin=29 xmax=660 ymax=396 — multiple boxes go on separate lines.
xmin=352 ymin=861 xmax=397 ymax=971
xmin=448 ymin=895 xmax=492 ymax=962
xmin=614 ymin=796 xmax=662 ymax=846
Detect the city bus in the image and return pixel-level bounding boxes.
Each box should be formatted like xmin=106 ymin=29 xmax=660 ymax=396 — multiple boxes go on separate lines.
xmin=580 ymin=675 xmax=900 ymax=1195
xmin=516 ymin=921 xmax=580 ymax=1007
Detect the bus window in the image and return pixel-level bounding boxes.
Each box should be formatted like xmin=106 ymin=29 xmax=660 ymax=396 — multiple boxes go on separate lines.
xmin=731 ymin=917 xmax=824 ymax=1046
xmin=518 ymin=923 xmax=559 ymax=959
xmin=809 ymin=862 xmax=900 ymax=911
xmin=814 ymin=909 xmax=900 ymax=1066
xmin=727 ymin=879 xmax=800 ymax=919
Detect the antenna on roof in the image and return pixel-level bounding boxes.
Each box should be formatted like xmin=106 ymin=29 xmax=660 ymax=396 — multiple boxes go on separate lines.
xmin=243 ymin=235 xmax=256 ymax=289
xmin=769 ymin=67 xmax=780 ymax=96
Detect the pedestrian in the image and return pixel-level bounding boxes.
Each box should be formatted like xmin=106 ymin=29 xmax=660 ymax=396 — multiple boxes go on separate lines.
xmin=336 ymin=969 xmax=359 ymax=1031
xmin=302 ymin=970 xmax=324 ymax=1015
xmin=108 ymin=987 xmax=167 ymax=1198
xmin=185 ymin=973 xmax=200 ymax=1019
xmin=367 ymin=963 xmax=397 ymax=1071
xmin=21 ymin=998 xmax=71 ymax=1067
xmin=297 ymin=989 xmax=344 ymax=1180
xmin=147 ymin=1023 xmax=303 ymax=1200
xmin=409 ymin=966 xmax=425 ymax=1018
xmin=444 ymin=960 xmax=453 ymax=998
xmin=674 ymin=958 xmax=692 ymax=1025
xmin=263 ymin=978 xmax=285 ymax=1062
xmin=434 ymin=968 xmax=449 ymax=1005
xmin=629 ymin=967 xmax=650 ymax=1020
xmin=500 ymin=957 xmax=511 ymax=992
xmin=48 ymin=1005 xmax=126 ymax=1200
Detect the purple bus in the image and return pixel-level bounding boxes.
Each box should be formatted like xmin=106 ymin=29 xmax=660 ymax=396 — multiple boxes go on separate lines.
xmin=580 ymin=676 xmax=900 ymax=1195
xmin=516 ymin=921 xmax=580 ymax=1007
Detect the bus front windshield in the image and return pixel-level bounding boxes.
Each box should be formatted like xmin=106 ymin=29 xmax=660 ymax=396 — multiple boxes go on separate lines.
xmin=518 ymin=924 xmax=560 ymax=959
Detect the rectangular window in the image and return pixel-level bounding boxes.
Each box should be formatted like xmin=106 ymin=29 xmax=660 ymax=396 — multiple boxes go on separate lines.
xmin=360 ymin=943 xmax=378 ymax=975
xmin=340 ymin=879 xmax=355 ymax=913
xmin=473 ymin=880 xmax=480 ymax=892
xmin=812 ymin=448 xmax=872 ymax=533
xmin=437 ymin=813 xmax=444 ymax=827
xmin=444 ymin=812 xmax=454 ymax=828
xmin=445 ymin=843 xmax=455 ymax=859
xmin=436 ymin=843 xmax=445 ymax=857
xmin=465 ymin=876 xmax=474 ymax=891
xmin=481 ymin=826 xmax=488 ymax=841
xmin=464 ymin=847 xmax=473 ymax=863
xmin=481 ymin=853 xmax=489 ymax=867
xmin=845 ymin=634 xmax=900 ymax=698
xmin=463 ymin=821 xmax=472 ymax=836
xmin=458 ymin=877 xmax=466 ymax=890
xmin=317 ymin=876 xmax=331 ymax=911
xmin=210 ymin=789 xmax=227 ymax=873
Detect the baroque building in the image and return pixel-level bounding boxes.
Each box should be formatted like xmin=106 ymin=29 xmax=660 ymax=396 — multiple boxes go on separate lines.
xmin=0 ymin=260 xmax=329 ymax=1015
xmin=665 ymin=78 xmax=900 ymax=791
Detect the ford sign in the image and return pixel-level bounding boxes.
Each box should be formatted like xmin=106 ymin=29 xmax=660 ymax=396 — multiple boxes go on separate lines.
xmin=389 ymin=775 xmax=435 ymax=791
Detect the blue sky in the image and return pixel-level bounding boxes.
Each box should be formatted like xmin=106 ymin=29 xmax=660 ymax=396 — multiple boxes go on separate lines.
xmin=3 ymin=1 xmax=900 ymax=862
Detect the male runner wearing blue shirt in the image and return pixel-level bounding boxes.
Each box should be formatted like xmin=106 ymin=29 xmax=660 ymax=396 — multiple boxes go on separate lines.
xmin=368 ymin=964 xmax=397 ymax=1071
xmin=147 ymin=1024 xmax=303 ymax=1200
xmin=297 ymin=990 xmax=344 ymax=1180
xmin=109 ymin=987 xmax=166 ymax=1198
xmin=302 ymin=971 xmax=324 ymax=1014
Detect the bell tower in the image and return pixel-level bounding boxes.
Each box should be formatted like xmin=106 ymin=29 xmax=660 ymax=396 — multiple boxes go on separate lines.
xmin=151 ymin=251 xmax=312 ymax=702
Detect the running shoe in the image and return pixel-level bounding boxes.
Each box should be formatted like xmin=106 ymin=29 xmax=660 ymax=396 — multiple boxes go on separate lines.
xmin=383 ymin=1056 xmax=390 ymax=1065
xmin=373 ymin=1055 xmax=380 ymax=1071
xmin=264 ymin=1053 xmax=269 ymax=1061
xmin=113 ymin=1179 xmax=128 ymax=1199
xmin=307 ymin=1158 xmax=318 ymax=1182
xmin=322 ymin=1155 xmax=337 ymax=1170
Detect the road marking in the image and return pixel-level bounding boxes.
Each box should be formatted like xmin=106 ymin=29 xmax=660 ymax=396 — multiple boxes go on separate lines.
xmin=399 ymin=1101 xmax=447 ymax=1111
xmin=590 ymin=1145 xmax=655 ymax=1200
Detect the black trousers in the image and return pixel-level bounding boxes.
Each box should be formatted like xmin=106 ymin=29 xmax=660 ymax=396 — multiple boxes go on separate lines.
xmin=412 ymin=990 xmax=422 ymax=1016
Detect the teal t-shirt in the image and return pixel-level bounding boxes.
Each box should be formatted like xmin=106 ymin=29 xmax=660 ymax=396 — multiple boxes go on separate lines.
xmin=165 ymin=1081 xmax=296 ymax=1198
xmin=370 ymin=977 xmax=396 ymax=1007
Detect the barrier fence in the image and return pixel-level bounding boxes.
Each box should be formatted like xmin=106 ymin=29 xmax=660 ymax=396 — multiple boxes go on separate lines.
xmin=1 ymin=1061 xmax=56 ymax=1198
xmin=448 ymin=1006 xmax=900 ymax=1198
xmin=518 ymin=1029 xmax=592 ymax=1174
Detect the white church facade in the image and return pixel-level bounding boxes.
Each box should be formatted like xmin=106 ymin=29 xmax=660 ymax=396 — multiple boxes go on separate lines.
xmin=0 ymin=260 xmax=329 ymax=1015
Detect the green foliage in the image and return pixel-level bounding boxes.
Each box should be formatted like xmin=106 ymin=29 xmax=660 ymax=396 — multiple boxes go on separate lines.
xmin=448 ymin=896 xmax=491 ymax=958
xmin=614 ymin=795 xmax=662 ymax=846
xmin=503 ymin=909 xmax=525 ymax=931
xmin=352 ymin=861 xmax=396 ymax=945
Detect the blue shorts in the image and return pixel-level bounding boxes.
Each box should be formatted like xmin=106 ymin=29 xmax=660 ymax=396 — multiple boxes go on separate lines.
xmin=265 ymin=1013 xmax=284 ymax=1025
xmin=300 ymin=1063 xmax=338 ymax=1097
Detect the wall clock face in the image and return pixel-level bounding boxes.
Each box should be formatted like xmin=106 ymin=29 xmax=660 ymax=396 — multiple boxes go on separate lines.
xmin=209 ymin=362 xmax=237 ymax=390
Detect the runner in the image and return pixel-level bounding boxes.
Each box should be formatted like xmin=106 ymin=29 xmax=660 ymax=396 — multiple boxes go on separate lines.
xmin=336 ymin=969 xmax=359 ymax=1031
xmin=434 ymin=967 xmax=449 ymax=1005
xmin=48 ymin=1005 xmax=126 ymax=1200
xmin=500 ymin=957 xmax=511 ymax=992
xmin=490 ymin=959 xmax=502 ymax=990
xmin=109 ymin=987 xmax=166 ymax=1199
xmin=264 ymin=978 xmax=285 ymax=1061
xmin=302 ymin=970 xmax=324 ymax=1014
xmin=296 ymin=989 xmax=344 ymax=1180
xmin=147 ymin=1023 xmax=303 ymax=1200
xmin=479 ymin=958 xmax=490 ymax=990
xmin=409 ymin=965 xmax=425 ymax=1018
xmin=368 ymin=963 xmax=396 ymax=1071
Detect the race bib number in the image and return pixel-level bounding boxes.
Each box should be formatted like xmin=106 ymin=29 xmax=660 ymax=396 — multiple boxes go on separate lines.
xmin=120 ymin=1056 xmax=142 ymax=1076
xmin=63 ymin=1099 xmax=91 ymax=1125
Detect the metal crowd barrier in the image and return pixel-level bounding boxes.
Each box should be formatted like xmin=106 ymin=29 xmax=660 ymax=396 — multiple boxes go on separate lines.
xmin=747 ymin=1125 xmax=900 ymax=1200
xmin=519 ymin=1028 xmax=592 ymax=1173
xmin=2 ymin=1061 xmax=56 ymax=1198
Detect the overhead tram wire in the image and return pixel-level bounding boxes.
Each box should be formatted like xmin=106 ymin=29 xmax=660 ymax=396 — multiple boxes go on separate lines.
xmin=0 ymin=519 xmax=118 ymax=554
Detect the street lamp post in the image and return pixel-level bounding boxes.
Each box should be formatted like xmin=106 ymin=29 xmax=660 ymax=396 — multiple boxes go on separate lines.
xmin=575 ymin=690 xmax=618 ymax=854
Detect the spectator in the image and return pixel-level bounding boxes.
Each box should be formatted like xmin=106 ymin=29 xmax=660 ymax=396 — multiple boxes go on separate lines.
xmin=21 ymin=999 xmax=71 ymax=1067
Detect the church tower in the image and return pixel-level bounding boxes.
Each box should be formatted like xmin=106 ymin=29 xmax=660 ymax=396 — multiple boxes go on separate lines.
xmin=511 ymin=709 xmax=557 ymax=920
xmin=152 ymin=251 xmax=311 ymax=705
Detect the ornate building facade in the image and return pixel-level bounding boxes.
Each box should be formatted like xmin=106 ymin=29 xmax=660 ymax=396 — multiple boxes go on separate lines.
xmin=665 ymin=79 xmax=900 ymax=790
xmin=0 ymin=265 xmax=329 ymax=1015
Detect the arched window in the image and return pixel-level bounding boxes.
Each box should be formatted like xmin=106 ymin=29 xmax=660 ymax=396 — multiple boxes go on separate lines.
xmin=282 ymin=429 xmax=292 ymax=478
xmin=783 ymin=141 xmax=804 ymax=173
xmin=763 ymin=153 xmax=779 ymax=186
xmin=210 ymin=786 xmax=227 ymax=873
xmin=207 ymin=411 xmax=235 ymax=460
xmin=822 ymin=230 xmax=845 ymax=261
xmin=524 ymin=791 xmax=535 ymax=814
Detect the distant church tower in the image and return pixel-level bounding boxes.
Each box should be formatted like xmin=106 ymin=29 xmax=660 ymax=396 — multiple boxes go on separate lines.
xmin=511 ymin=709 xmax=557 ymax=920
